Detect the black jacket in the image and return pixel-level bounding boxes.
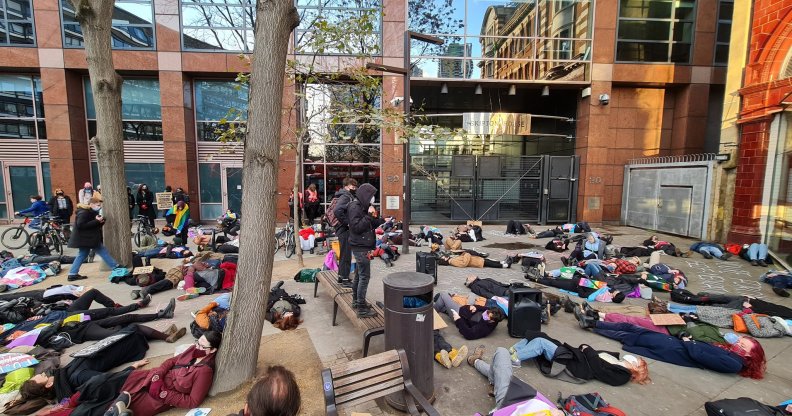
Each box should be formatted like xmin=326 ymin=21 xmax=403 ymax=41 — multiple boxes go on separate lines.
xmin=528 ymin=332 xmax=632 ymax=386
xmin=332 ymin=189 xmax=355 ymax=232
xmin=347 ymin=183 xmax=383 ymax=250
xmin=136 ymin=191 xmax=154 ymax=211
xmin=127 ymin=193 xmax=135 ymax=210
xmin=48 ymin=195 xmax=73 ymax=219
xmin=68 ymin=207 xmax=105 ymax=249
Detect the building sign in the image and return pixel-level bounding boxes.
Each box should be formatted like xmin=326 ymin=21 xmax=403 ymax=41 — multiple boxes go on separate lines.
xmin=462 ymin=113 xmax=532 ymax=135
xmin=386 ymin=196 xmax=400 ymax=210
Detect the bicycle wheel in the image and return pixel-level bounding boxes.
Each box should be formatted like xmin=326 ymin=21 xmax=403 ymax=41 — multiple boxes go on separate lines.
xmin=134 ymin=231 xmax=143 ymax=248
xmin=274 ymin=235 xmax=281 ymax=254
xmin=285 ymin=231 xmax=296 ymax=258
xmin=1 ymin=227 xmax=29 ymax=250
xmin=49 ymin=231 xmax=63 ymax=255
xmin=27 ymin=231 xmax=44 ymax=248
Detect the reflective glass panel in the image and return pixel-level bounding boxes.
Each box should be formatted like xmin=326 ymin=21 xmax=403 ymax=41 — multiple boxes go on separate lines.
xmin=616 ymin=0 xmax=696 ymax=63
xmin=182 ymin=28 xmax=252 ymax=52
xmin=199 ymin=163 xmax=222 ymax=203
xmin=295 ymin=0 xmax=382 ymax=55
xmin=195 ymin=80 xmax=249 ymax=121
xmin=125 ymin=163 xmax=166 ymax=194
xmin=84 ymin=78 xmax=161 ymax=120
xmin=0 ymin=75 xmax=44 ymax=140
xmin=88 ymin=120 xmax=163 ymax=141
xmin=60 ymin=0 xmax=155 ymax=49
xmin=181 ymin=0 xmax=255 ymax=51
xmin=0 ymin=0 xmax=35 ymax=46
xmin=0 ymin=75 xmax=34 ymax=118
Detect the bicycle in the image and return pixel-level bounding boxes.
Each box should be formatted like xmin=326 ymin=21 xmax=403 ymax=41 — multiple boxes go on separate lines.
xmin=274 ymin=213 xmax=296 ymax=258
xmin=132 ymin=215 xmax=157 ymax=248
xmin=1 ymin=215 xmax=35 ymax=250
xmin=28 ymin=215 xmax=65 ymax=255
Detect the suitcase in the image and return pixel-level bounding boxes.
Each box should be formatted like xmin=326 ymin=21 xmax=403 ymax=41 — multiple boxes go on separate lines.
xmin=508 ymin=288 xmax=542 ymax=337
xmin=704 ymin=398 xmax=784 ymax=416
xmin=416 ymin=252 xmax=438 ymax=284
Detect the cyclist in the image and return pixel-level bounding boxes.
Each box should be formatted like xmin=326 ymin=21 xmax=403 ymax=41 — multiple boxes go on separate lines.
xmin=48 ymin=188 xmax=74 ymax=223
xmin=67 ymin=196 xmax=123 ymax=281
xmin=15 ymin=195 xmax=49 ymax=230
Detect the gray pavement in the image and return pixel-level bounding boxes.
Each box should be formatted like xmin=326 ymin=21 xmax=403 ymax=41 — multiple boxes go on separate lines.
xmin=1 ymin=224 xmax=790 ymax=415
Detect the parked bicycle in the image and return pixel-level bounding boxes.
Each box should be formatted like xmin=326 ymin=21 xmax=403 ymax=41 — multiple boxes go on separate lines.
xmin=274 ymin=213 xmax=296 ymax=258
xmin=28 ymin=215 xmax=67 ymax=255
xmin=132 ymin=214 xmax=157 ymax=247
xmin=1 ymin=214 xmax=37 ymax=250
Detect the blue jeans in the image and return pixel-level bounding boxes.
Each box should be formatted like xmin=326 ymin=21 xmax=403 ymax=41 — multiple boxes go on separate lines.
xmin=698 ymin=246 xmax=723 ymax=258
xmin=767 ymin=275 xmax=792 ymax=289
xmin=69 ymin=244 xmax=118 ymax=275
xmin=351 ymin=250 xmax=371 ymax=305
xmin=748 ymin=243 xmax=768 ymax=260
xmin=512 ymin=337 xmax=558 ymax=362
xmin=584 ymin=263 xmax=604 ymax=278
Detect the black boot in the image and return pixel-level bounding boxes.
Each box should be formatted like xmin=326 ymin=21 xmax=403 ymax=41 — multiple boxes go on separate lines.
xmin=157 ymin=298 xmax=176 ymax=319
xmin=574 ymin=306 xmax=595 ymax=329
xmin=561 ymin=295 xmax=577 ymax=314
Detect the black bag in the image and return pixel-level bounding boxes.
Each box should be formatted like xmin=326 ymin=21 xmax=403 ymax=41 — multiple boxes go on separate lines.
xmin=704 ymin=398 xmax=785 ymax=416
xmin=29 ymin=243 xmax=50 ymax=256
xmin=508 ymin=288 xmax=542 ymax=337
xmin=132 ymin=254 xmax=150 ymax=268
xmin=416 ymin=252 xmax=437 ymax=284
xmin=545 ymin=238 xmax=567 ymax=252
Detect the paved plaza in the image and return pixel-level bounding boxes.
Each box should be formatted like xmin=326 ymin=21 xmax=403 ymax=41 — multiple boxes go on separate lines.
xmin=3 ymin=224 xmax=790 ymax=415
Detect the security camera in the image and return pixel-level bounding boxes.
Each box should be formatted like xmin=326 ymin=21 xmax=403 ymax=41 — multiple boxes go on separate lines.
xmin=389 ymin=96 xmax=413 ymax=107
xmin=598 ymin=93 xmax=610 ymax=105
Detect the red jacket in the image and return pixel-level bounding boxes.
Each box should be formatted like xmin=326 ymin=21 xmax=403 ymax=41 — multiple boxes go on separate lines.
xmin=123 ymin=346 xmax=216 ymax=415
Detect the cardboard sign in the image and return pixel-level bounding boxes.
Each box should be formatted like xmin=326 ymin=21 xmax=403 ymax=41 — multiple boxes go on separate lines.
xmin=0 ymin=353 xmax=39 ymax=374
xmin=71 ymin=332 xmax=132 ymax=358
xmin=467 ymin=220 xmax=483 ymax=227
xmin=433 ymin=309 xmax=447 ymax=330
xmin=649 ymin=313 xmax=686 ymax=326
xmin=156 ymin=192 xmax=173 ymax=210
xmin=134 ymin=266 xmax=154 ymax=275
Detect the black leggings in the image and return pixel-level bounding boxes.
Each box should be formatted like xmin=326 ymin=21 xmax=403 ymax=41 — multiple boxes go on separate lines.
xmin=483 ymin=258 xmax=504 ymax=268
xmin=433 ymin=330 xmax=452 ymax=354
xmin=68 ymin=289 xmax=117 ymax=311
xmin=143 ymin=279 xmax=174 ymax=296
xmin=78 ymin=312 xmax=162 ymax=341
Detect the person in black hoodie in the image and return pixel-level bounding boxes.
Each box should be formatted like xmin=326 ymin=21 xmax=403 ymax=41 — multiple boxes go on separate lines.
xmin=347 ymin=182 xmax=383 ymax=317
xmin=67 ymin=196 xmax=122 ymax=281
xmin=332 ymin=178 xmax=358 ymax=287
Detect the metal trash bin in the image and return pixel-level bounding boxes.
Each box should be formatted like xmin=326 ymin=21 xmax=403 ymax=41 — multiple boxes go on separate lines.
xmin=383 ymin=272 xmax=435 ymax=411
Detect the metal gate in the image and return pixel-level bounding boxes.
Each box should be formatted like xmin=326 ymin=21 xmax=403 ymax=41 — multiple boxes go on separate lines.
xmin=621 ymin=154 xmax=717 ymax=238
xmin=411 ymin=155 xmax=579 ymax=223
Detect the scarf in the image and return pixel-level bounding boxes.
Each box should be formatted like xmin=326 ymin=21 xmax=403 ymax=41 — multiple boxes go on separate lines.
xmin=166 ymin=204 xmax=190 ymax=232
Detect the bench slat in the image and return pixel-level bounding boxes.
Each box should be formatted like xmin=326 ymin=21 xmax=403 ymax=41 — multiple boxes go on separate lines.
xmin=329 ymin=350 xmax=400 ymax=376
xmin=333 ymin=362 xmax=403 ymax=389
xmin=335 ymin=378 xmax=404 ymax=407
xmin=334 ymin=368 xmax=404 ymax=396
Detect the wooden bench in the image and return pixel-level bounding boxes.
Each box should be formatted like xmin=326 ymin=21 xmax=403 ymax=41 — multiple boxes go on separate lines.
xmin=322 ymin=349 xmax=440 ymax=416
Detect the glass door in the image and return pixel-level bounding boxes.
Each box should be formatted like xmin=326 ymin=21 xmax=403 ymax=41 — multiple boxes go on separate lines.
xmin=4 ymin=164 xmax=41 ymax=217
xmin=223 ymin=166 xmax=243 ymax=216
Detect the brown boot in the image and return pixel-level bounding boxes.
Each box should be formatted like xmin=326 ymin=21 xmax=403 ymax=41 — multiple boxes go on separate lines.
xmin=166 ymin=327 xmax=187 ymax=343
xmin=467 ymin=345 xmax=485 ymax=366
xmin=163 ymin=324 xmax=178 ymax=336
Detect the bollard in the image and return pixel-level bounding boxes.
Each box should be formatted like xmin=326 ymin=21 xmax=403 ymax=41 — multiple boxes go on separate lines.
xmin=383 ymin=271 xmax=435 ymax=411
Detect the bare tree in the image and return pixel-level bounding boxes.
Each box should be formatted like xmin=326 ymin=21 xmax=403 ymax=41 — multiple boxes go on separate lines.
xmin=210 ymin=0 xmax=300 ymax=393
xmin=69 ymin=0 xmax=132 ymax=264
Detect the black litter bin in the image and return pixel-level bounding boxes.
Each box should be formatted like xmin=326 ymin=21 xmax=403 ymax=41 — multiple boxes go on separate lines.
xmin=383 ymin=272 xmax=435 ymax=411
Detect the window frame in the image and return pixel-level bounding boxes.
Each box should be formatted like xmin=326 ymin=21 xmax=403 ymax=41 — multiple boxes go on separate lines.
xmin=614 ymin=0 xmax=698 ymax=64
xmin=180 ymin=0 xmax=255 ymax=53
xmin=193 ymin=78 xmax=249 ymax=142
xmin=294 ymin=0 xmax=383 ymax=56
xmin=0 ymin=74 xmax=45 ymax=141
xmin=0 ymin=0 xmax=37 ymax=47
xmin=713 ymin=0 xmax=733 ymax=66
xmin=59 ymin=0 xmax=156 ymax=50
xmin=83 ymin=77 xmax=164 ymax=142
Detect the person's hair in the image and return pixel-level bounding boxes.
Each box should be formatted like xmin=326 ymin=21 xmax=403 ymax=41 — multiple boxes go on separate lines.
xmin=165 ymin=185 xmax=172 ymax=192
xmin=20 ymin=379 xmax=55 ymax=401
xmin=611 ymin=291 xmax=626 ymax=303
xmin=127 ymin=186 xmax=132 ymax=192
xmin=307 ymin=183 xmax=317 ymax=191
xmin=273 ymin=313 xmax=302 ymax=330
xmin=204 ymin=330 xmax=223 ymax=349
xmin=734 ymin=337 xmax=766 ymax=379
xmin=627 ymin=358 xmax=651 ymax=384
xmin=342 ymin=177 xmax=358 ymax=187
xmin=30 ymin=195 xmax=42 ymax=201
xmin=486 ymin=307 xmax=505 ymax=322
xmin=55 ymin=188 xmax=64 ymax=195
xmin=89 ymin=196 xmax=103 ymax=204
xmin=137 ymin=184 xmax=148 ymax=193
xmin=246 ymin=366 xmax=301 ymax=416
xmin=301 ymin=219 xmax=310 ymax=227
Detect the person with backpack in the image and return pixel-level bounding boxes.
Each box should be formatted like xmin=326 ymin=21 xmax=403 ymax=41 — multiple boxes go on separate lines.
xmin=347 ymin=182 xmax=383 ymax=318
xmin=67 ymin=196 xmax=123 ymax=282
xmin=329 ymin=178 xmax=357 ymax=288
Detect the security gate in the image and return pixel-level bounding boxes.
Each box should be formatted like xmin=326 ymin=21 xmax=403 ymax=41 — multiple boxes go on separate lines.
xmin=411 ymin=155 xmax=579 ymax=223
xmin=622 ymin=154 xmax=716 ymax=238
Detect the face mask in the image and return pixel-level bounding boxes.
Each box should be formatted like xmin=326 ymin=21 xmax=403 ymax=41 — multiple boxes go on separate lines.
xmin=57 ymin=193 xmax=63 ymax=197
xmin=193 ymin=349 xmax=207 ymax=358
xmin=349 ymin=189 xmax=356 ymax=195
xmin=482 ymin=311 xmax=489 ymax=321
xmin=370 ymin=197 xmax=375 ymax=204
xmin=724 ymin=332 xmax=739 ymax=344
xmin=91 ymin=206 xmax=101 ymax=212
xmin=85 ymin=187 xmax=92 ymax=191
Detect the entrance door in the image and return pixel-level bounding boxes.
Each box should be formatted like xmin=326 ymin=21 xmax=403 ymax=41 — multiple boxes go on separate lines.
xmin=543 ymin=156 xmax=578 ymax=223
xmin=223 ymin=167 xmax=243 ymax=215
xmin=4 ymin=164 xmax=41 ymax=216
xmin=656 ymin=186 xmax=693 ymax=236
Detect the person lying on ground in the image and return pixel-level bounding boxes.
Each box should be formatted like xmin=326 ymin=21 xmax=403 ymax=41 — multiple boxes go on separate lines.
xmin=433 ymin=329 xmax=469 ymax=369
xmin=265 ymin=284 xmax=303 ymax=331
xmin=561 ymin=233 xmax=605 ymax=265
xmin=434 ymin=293 xmax=505 ymax=340
xmin=578 ymin=257 xmax=642 ymax=278
xmin=508 ymin=330 xmax=651 ymax=386
xmin=532 ymin=226 xmax=564 ymax=239
xmin=670 ymin=289 xmax=792 ymax=319
xmin=192 ymin=293 xmax=230 ymax=338
xmin=690 ymin=241 xmax=732 ymax=260
xmin=462 ymin=276 xmax=563 ymax=317
xmin=527 ymin=271 xmax=627 ymax=304
xmin=504 ymin=220 xmax=535 ymax=236
xmin=0 ymin=286 xmax=144 ymax=325
xmin=131 ymin=266 xmax=189 ymax=300
xmin=642 ymin=235 xmax=690 ymax=257
xmin=435 ymin=250 xmax=513 ymax=269
xmin=645 ymin=264 xmax=688 ymax=289
xmin=26 ymin=331 xmax=223 ymax=416
xmin=575 ymin=308 xmax=766 ymax=379
xmin=761 ymin=270 xmax=792 ymax=297
xmin=226 ymin=365 xmax=302 ymax=416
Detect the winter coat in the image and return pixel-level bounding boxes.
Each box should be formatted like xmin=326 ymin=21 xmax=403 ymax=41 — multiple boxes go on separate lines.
xmin=528 ymin=333 xmax=632 ymax=386
xmin=78 ymin=189 xmax=95 ymax=206
xmin=48 ymin=196 xmax=74 ymax=220
xmin=449 ymin=252 xmax=485 ymax=268
xmin=18 ymin=200 xmax=49 ymax=217
xmin=136 ymin=191 xmax=155 ymax=216
xmin=122 ymin=346 xmax=216 ymax=415
xmin=67 ymin=206 xmax=104 ymax=249
xmin=444 ymin=237 xmax=462 ymax=251
xmin=127 ymin=193 xmax=135 ymax=211
xmin=332 ymin=189 xmax=355 ymax=232
xmin=583 ymin=238 xmax=604 ymax=259
xmin=347 ymin=184 xmax=383 ymax=250
xmin=454 ymin=305 xmax=498 ymax=340
xmin=468 ymin=277 xmax=510 ymax=298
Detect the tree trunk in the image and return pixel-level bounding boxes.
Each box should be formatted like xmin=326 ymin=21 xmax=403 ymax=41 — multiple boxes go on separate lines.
xmin=211 ymin=0 xmax=300 ymax=394
xmin=71 ymin=0 xmax=132 ymax=265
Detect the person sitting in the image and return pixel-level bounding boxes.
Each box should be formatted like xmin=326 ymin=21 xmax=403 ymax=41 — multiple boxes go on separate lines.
xmin=760 ymin=270 xmax=792 ymax=297
xmin=165 ymin=201 xmax=190 ymax=244
xmin=226 ymin=365 xmax=301 ymax=416
xmin=690 ymin=241 xmax=732 ymax=260
xmin=575 ymin=310 xmax=766 ymax=379
xmin=561 ymin=233 xmax=605 ymax=265
xmin=434 ymin=293 xmax=505 ymax=340
xmin=509 ymin=331 xmax=650 ymax=386
xmin=15 ymin=195 xmax=49 ymax=229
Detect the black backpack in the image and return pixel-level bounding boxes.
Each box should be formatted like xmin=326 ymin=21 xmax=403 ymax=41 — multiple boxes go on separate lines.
xmin=29 ymin=242 xmax=50 ymax=256
xmin=326 ymin=196 xmax=344 ymax=228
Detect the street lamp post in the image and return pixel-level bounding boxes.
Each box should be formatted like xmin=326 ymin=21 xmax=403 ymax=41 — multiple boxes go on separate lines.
xmin=366 ymin=31 xmax=443 ymax=256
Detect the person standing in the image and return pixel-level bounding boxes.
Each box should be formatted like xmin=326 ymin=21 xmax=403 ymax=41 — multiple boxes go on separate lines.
xmin=78 ymin=182 xmax=95 ymax=205
xmin=136 ymin=184 xmax=156 ymax=227
xmin=332 ymin=178 xmax=357 ymax=287
xmin=67 ymin=196 xmax=123 ymax=281
xmin=127 ymin=187 xmax=136 ymax=220
xmin=48 ymin=188 xmax=74 ymax=223
xmin=347 ymin=183 xmax=383 ymax=318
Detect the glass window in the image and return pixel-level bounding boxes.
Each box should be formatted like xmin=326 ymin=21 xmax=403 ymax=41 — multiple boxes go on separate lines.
xmin=295 ymin=0 xmax=382 ymax=55
xmin=126 ymin=163 xmax=165 ymax=194
xmin=195 ymin=80 xmax=249 ymax=141
xmin=616 ymin=0 xmax=696 ymax=63
xmin=0 ymin=0 xmax=35 ymax=46
xmin=60 ymin=0 xmax=155 ymax=49
xmin=0 ymin=75 xmax=45 ymax=140
xmin=199 ymin=163 xmax=223 ymax=219
xmin=181 ymin=0 xmax=255 ymax=52
xmin=0 ymin=167 xmax=6 ymax=218
xmin=41 ymin=162 xmax=51 ymax=200
xmin=713 ymin=0 xmax=733 ymax=65
xmin=84 ymin=78 xmax=163 ymax=141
